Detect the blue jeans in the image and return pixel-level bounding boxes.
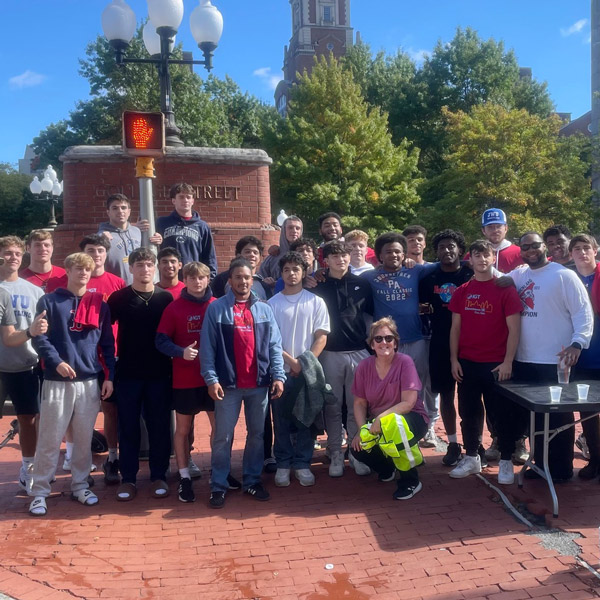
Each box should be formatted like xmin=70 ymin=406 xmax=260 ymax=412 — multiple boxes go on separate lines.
xmin=115 ymin=378 xmax=172 ymax=484
xmin=211 ymin=386 xmax=268 ymax=493
xmin=272 ymin=376 xmax=314 ymax=469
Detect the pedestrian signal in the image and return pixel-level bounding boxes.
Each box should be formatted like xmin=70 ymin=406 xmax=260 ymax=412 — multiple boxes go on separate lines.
xmin=122 ymin=111 xmax=165 ymax=157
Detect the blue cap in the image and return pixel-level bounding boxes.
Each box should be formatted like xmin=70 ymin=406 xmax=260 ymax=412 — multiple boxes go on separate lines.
xmin=482 ymin=208 xmax=507 ymax=227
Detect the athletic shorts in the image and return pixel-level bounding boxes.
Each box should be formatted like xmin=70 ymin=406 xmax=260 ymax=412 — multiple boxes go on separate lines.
xmin=172 ymin=387 xmax=214 ymax=415
xmin=0 ymin=369 xmax=40 ymax=416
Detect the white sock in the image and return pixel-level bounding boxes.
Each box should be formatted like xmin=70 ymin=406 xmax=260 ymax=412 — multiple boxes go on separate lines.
xmin=22 ymin=456 xmax=34 ymax=468
xmin=108 ymin=448 xmax=118 ymax=462
xmin=448 ymin=434 xmax=458 ymax=443
xmin=65 ymin=441 xmax=74 ymax=460
xmin=179 ymin=468 xmax=191 ymax=480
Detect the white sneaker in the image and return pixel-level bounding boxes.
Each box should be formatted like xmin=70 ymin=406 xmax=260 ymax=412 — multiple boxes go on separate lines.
xmin=328 ymin=451 xmax=344 ymax=477
xmin=62 ymin=457 xmax=72 ymax=471
xmin=576 ymin=433 xmax=590 ymax=460
xmin=349 ymin=453 xmax=371 ymax=476
xmin=294 ymin=468 xmax=315 ymax=486
xmin=512 ymin=437 xmax=529 ymax=465
xmin=498 ymin=459 xmax=515 ymax=485
xmin=274 ymin=468 xmax=291 ymax=487
xmin=18 ymin=463 xmax=34 ymax=492
xmin=188 ymin=457 xmax=202 ymax=479
xmin=420 ymin=427 xmax=437 ymax=448
xmin=449 ymin=455 xmax=481 ymax=479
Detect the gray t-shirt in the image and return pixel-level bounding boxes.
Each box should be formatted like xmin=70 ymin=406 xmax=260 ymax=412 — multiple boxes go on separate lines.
xmin=97 ymin=222 xmax=142 ymax=285
xmin=0 ymin=279 xmax=42 ymax=372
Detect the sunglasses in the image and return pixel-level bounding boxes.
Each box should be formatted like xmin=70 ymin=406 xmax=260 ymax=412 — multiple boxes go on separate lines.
xmin=520 ymin=242 xmax=543 ymax=251
xmin=373 ymin=335 xmax=395 ymax=343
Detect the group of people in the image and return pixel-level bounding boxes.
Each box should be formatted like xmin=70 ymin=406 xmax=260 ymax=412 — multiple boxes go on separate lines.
xmin=1 ymin=182 xmax=598 ymax=517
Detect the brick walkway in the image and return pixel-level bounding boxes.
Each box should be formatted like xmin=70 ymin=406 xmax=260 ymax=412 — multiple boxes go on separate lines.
xmin=1 ymin=413 xmax=600 ymax=600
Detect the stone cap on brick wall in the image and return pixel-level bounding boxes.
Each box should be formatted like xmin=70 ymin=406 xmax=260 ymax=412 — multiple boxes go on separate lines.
xmin=60 ymin=145 xmax=273 ymax=166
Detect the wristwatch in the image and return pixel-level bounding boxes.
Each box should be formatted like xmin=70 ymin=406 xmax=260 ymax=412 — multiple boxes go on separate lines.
xmin=570 ymin=342 xmax=582 ymax=350
xmin=25 ymin=328 xmax=33 ymax=339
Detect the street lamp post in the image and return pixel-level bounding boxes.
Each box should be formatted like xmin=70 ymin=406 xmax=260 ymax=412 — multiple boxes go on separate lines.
xmin=29 ymin=165 xmax=62 ymax=230
xmin=101 ymin=0 xmax=224 ymax=147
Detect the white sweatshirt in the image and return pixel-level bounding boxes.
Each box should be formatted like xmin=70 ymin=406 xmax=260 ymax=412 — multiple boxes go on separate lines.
xmin=508 ymin=262 xmax=593 ymax=364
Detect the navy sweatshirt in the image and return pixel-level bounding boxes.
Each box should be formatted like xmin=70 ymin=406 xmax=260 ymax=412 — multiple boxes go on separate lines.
xmin=156 ymin=211 xmax=218 ymax=279
xmin=32 ymin=289 xmax=116 ymax=382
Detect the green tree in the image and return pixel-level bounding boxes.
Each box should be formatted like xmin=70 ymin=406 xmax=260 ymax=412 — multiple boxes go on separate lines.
xmin=33 ymin=27 xmax=276 ymax=173
xmin=0 ymin=164 xmax=55 ymax=237
xmin=420 ymin=104 xmax=593 ymax=242
xmin=264 ymin=55 xmax=421 ymax=234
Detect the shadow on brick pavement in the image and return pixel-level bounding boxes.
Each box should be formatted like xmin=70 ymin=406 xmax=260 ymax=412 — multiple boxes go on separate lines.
xmin=0 ymin=412 xmax=599 ymax=600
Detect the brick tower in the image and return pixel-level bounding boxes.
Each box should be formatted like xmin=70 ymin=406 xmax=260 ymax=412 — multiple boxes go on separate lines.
xmin=274 ymin=0 xmax=353 ymax=115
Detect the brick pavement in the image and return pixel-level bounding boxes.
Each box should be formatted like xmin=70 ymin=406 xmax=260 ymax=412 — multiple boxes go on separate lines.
xmin=0 ymin=413 xmax=599 ymax=600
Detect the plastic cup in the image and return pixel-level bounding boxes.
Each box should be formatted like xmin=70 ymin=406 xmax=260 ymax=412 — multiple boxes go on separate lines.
xmin=577 ymin=384 xmax=590 ymax=401
xmin=549 ymin=386 xmax=562 ymax=403
xmin=557 ymin=359 xmax=571 ymax=384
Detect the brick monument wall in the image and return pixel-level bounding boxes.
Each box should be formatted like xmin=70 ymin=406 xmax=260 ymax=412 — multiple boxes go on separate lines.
xmin=55 ymin=146 xmax=279 ymax=270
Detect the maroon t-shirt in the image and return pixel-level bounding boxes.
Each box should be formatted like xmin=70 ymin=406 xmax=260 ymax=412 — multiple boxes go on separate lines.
xmin=449 ymin=278 xmax=523 ymax=363
xmin=232 ymin=300 xmax=258 ymax=388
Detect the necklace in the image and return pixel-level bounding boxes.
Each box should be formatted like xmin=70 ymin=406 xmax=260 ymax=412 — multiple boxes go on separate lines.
xmin=131 ymin=287 xmax=155 ymax=306
xmin=30 ymin=266 xmax=54 ymax=287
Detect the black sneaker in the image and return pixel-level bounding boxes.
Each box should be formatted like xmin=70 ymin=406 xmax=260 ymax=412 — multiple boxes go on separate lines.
xmin=442 ymin=442 xmax=462 ymax=467
xmin=244 ymin=483 xmax=270 ymax=501
xmin=393 ymin=480 xmax=423 ymax=500
xmin=227 ymin=474 xmax=242 ymax=490
xmin=477 ymin=445 xmax=488 ymax=468
xmin=263 ymin=458 xmax=277 ymax=474
xmin=103 ymin=459 xmax=120 ymax=485
xmin=209 ymin=491 xmax=225 ymax=509
xmin=178 ymin=477 xmax=195 ymax=503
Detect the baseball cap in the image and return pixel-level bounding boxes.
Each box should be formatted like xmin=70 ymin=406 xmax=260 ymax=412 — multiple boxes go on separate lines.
xmin=481 ymin=208 xmax=507 ymax=227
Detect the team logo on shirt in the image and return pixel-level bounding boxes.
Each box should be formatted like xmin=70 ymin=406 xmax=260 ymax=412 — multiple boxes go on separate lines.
xmin=187 ymin=314 xmax=203 ymax=333
xmin=518 ymin=280 xmax=535 ymax=310
xmin=69 ymin=309 xmax=84 ymax=332
xmin=434 ymin=283 xmax=457 ymax=304
xmin=465 ymin=294 xmax=493 ymax=315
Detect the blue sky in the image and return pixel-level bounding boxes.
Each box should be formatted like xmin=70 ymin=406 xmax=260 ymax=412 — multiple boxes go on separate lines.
xmin=0 ymin=0 xmax=592 ymax=167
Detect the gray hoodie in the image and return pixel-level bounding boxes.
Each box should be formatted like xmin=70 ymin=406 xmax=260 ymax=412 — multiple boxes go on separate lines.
xmin=97 ymin=222 xmax=142 ymax=285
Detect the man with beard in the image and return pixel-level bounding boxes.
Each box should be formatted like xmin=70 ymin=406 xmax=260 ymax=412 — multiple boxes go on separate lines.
xmin=507 ymin=232 xmax=593 ymax=482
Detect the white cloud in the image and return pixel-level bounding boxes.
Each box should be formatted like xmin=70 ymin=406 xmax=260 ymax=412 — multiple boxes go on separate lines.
xmin=8 ymin=70 xmax=47 ymax=90
xmin=407 ymin=48 xmax=429 ymax=64
xmin=560 ymin=19 xmax=588 ymax=37
xmin=253 ymin=67 xmax=281 ymax=91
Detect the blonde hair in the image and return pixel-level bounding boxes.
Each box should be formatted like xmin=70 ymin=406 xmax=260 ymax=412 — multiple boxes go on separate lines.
xmin=345 ymin=229 xmax=369 ymax=244
xmin=0 ymin=236 xmax=25 ymax=252
xmin=64 ymin=252 xmax=94 ymax=270
xmin=367 ymin=317 xmax=400 ymax=349
xmin=183 ymin=261 xmax=210 ymax=279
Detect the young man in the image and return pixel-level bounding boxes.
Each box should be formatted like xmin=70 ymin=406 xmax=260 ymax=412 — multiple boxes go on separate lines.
xmin=479 ymin=208 xmax=523 ymax=273
xmin=313 ymin=241 xmax=373 ymax=477
xmin=508 ymin=232 xmax=593 ymax=481
xmin=345 ymin=230 xmax=375 ymax=276
xmin=156 ymin=183 xmax=217 ymax=280
xmin=259 ymin=216 xmax=304 ymax=285
xmin=419 ymin=230 xmax=473 ymax=466
xmin=156 ymin=261 xmax=215 ymax=503
xmin=543 ymin=225 xmax=573 ymax=267
xmin=273 ymin=238 xmax=319 ymax=293
xmin=108 ymin=249 xmax=173 ymax=501
xmin=268 ymin=252 xmax=330 ymax=487
xmin=20 ymin=230 xmax=66 ymax=291
xmin=448 ymin=240 xmax=523 ymax=483
xmin=213 ymin=236 xmax=272 ymax=300
xmin=0 ymin=236 xmax=44 ymax=490
xmin=29 ymin=253 xmax=115 ymax=516
xmin=156 ymin=247 xmax=185 ymax=300
xmin=402 ymin=225 xmax=428 ymax=265
xmin=201 ymin=258 xmax=285 ymax=508
xmin=98 ymin=193 xmax=162 ymax=285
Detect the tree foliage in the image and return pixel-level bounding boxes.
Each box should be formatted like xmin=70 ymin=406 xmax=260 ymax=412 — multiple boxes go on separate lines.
xmin=264 ymin=56 xmax=421 ymax=235
xmin=33 ymin=26 xmax=277 ymax=175
xmin=420 ymin=104 xmax=594 ymax=241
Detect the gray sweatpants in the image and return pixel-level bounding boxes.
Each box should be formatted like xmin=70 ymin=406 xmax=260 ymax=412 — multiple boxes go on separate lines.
xmin=30 ymin=379 xmax=100 ymax=498
xmin=400 ymin=339 xmax=438 ymax=425
xmin=319 ymin=349 xmax=370 ymax=452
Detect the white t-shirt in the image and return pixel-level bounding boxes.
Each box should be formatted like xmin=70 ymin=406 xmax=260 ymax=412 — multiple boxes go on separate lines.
xmin=350 ymin=263 xmax=375 ymax=276
xmin=508 ymin=262 xmax=593 ymax=364
xmin=268 ymin=289 xmax=330 ymax=372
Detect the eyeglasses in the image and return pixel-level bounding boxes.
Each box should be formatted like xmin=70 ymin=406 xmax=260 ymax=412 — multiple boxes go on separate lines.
xmin=373 ymin=335 xmax=395 ymax=343
xmin=520 ymin=242 xmax=543 ymax=251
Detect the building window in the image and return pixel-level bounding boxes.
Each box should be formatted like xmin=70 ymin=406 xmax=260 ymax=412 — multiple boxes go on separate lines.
xmin=277 ymin=94 xmax=287 ymax=117
xmin=322 ymin=4 xmax=334 ymax=24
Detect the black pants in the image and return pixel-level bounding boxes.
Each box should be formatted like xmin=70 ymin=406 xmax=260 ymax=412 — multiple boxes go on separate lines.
xmin=513 ymin=362 xmax=574 ymax=479
xmin=574 ymin=368 xmax=600 ymax=463
xmin=457 ymin=359 xmax=524 ymax=459
xmin=351 ymin=412 xmax=428 ymax=486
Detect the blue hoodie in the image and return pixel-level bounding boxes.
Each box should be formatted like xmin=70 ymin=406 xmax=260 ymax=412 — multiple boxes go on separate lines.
xmin=32 ymin=289 xmax=116 ymax=382
xmin=156 ymin=210 xmax=217 ymax=279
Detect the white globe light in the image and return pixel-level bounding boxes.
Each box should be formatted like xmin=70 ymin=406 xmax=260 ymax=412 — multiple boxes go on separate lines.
xmin=102 ymin=0 xmax=136 ymax=43
xmin=30 ymin=176 xmax=42 ymax=195
xmin=143 ymin=21 xmax=176 ymax=56
xmin=276 ymin=210 xmax=288 ymax=227
xmin=190 ymin=0 xmax=223 ymax=46
xmin=52 ymin=180 xmax=62 ymax=197
xmin=44 ymin=165 xmax=58 ymax=182
xmin=147 ymin=0 xmax=184 ymax=30
xmin=40 ymin=174 xmax=53 ymax=193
